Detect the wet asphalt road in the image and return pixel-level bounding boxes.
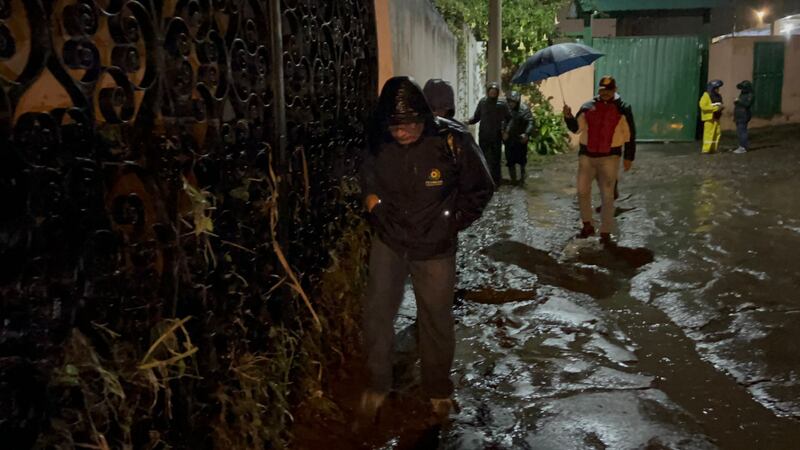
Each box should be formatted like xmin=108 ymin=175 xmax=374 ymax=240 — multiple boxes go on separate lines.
xmin=387 ymin=126 xmax=800 ymax=450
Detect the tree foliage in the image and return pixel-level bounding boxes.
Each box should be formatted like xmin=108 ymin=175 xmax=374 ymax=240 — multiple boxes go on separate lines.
xmin=434 ymin=0 xmax=571 ymax=155
xmin=433 ymin=0 xmax=568 ymax=70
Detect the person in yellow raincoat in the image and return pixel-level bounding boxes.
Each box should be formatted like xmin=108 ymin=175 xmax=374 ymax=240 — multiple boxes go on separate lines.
xmin=699 ymin=79 xmax=724 ymax=153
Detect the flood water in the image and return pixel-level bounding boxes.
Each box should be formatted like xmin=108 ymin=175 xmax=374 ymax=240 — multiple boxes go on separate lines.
xmin=294 ymin=126 xmax=800 ymax=450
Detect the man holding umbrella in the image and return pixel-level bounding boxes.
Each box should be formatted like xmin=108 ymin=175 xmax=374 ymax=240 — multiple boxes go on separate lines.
xmin=563 ymin=76 xmax=636 ymax=244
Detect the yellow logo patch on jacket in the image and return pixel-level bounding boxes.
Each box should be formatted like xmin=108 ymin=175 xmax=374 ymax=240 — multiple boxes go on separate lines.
xmin=425 ymin=168 xmax=443 ymax=187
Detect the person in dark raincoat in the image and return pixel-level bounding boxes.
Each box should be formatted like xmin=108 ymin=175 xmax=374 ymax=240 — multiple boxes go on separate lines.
xmin=423 ymin=78 xmax=456 ymax=121
xmin=733 ymin=80 xmax=753 ymax=154
xmin=699 ymin=79 xmax=724 ymax=154
xmin=468 ymin=82 xmax=511 ymax=186
xmin=502 ymin=91 xmax=534 ymax=185
xmin=358 ymin=76 xmax=494 ymax=424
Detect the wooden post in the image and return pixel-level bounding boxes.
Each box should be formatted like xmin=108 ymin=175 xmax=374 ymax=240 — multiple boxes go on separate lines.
xmin=487 ymin=0 xmax=502 ymax=86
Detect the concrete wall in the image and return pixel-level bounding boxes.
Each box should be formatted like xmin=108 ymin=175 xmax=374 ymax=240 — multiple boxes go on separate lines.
xmin=709 ymin=35 xmax=800 ymax=130
xmin=373 ymin=0 xmax=482 ymax=121
xmin=375 ymin=0 xmax=457 ymax=92
xmin=374 ymin=0 xmax=394 ymax=92
xmin=457 ymin=27 xmax=484 ymax=121
xmin=592 ymin=18 xmax=617 ymax=37
xmin=559 ymin=18 xmax=585 ymax=36
xmin=617 ymin=15 xmax=707 ymax=36
xmin=539 ymin=64 xmax=595 ymax=148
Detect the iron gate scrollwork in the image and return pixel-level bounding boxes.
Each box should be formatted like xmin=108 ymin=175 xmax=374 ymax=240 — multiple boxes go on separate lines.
xmin=0 ymin=0 xmax=377 ymax=447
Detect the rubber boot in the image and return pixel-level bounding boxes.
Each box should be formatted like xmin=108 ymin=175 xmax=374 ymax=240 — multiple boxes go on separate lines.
xmin=508 ymin=165 xmax=517 ymax=184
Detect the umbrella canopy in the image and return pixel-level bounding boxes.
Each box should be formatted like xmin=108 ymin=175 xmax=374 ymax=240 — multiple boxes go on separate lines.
xmin=511 ymin=43 xmax=604 ymax=84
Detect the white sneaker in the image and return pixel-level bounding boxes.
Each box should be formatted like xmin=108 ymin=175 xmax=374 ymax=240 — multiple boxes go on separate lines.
xmin=733 ymin=147 xmax=747 ymax=154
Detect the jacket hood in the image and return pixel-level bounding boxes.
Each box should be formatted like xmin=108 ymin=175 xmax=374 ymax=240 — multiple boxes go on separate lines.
xmin=736 ymin=80 xmax=753 ymax=92
xmin=486 ymin=81 xmax=500 ymax=97
xmin=506 ymin=90 xmax=521 ymax=103
xmin=707 ymin=79 xmax=723 ymax=92
xmin=423 ymin=78 xmax=455 ymax=118
xmin=375 ymin=76 xmax=433 ymax=125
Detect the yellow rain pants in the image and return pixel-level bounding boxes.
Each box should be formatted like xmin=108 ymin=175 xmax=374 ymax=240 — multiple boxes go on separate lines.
xmin=702 ymin=120 xmax=721 ymax=153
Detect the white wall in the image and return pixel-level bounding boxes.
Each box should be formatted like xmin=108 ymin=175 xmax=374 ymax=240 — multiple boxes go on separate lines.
xmin=374 ymin=0 xmax=482 ymax=121
xmin=457 ymin=28 xmax=483 ymax=121
xmin=388 ymin=0 xmax=458 ymax=91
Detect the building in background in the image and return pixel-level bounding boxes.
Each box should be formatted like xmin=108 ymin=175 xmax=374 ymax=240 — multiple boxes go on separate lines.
xmin=709 ymin=33 xmax=800 ymax=131
xmin=557 ymin=1 xmax=800 ymax=40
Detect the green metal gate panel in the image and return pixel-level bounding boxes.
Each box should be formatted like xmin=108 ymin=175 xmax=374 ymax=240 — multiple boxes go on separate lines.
xmin=753 ymin=42 xmax=785 ymax=117
xmin=592 ymin=36 xmax=704 ymax=141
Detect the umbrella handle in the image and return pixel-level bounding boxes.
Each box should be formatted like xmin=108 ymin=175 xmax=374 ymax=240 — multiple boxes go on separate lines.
xmin=558 ymin=77 xmax=566 ymax=108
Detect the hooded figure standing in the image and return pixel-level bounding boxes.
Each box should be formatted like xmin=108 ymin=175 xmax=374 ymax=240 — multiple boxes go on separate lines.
xmin=359 ymin=76 xmax=494 ymax=423
xmin=699 ymin=79 xmax=724 ymax=154
xmin=468 ymin=82 xmax=511 ymax=185
xmin=423 ymin=78 xmax=457 ymax=121
xmin=503 ymin=91 xmax=535 ymax=185
xmin=733 ymin=80 xmax=754 ymax=154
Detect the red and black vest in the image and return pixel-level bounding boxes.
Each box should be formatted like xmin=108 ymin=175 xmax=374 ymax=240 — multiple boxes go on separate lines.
xmin=583 ymin=100 xmax=622 ymax=153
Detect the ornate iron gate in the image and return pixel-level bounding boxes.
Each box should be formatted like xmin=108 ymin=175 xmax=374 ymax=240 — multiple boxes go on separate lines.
xmin=0 ymin=0 xmax=377 ymax=447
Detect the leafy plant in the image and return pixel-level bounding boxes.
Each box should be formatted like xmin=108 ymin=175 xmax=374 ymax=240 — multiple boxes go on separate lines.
xmin=433 ymin=0 xmax=568 ymax=70
xmin=527 ymin=88 xmax=570 ymax=155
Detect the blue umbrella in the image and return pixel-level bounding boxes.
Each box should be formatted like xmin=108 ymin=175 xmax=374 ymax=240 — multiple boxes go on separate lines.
xmin=511 ymin=43 xmax=604 ymax=103
xmin=512 ymin=43 xmax=604 ymax=83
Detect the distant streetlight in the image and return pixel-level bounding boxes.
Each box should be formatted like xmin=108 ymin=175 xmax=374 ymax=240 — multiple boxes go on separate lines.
xmin=755 ymin=9 xmax=767 ymax=26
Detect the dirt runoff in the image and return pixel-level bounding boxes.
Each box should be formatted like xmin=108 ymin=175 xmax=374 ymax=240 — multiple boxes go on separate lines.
xmin=292 ymin=124 xmax=800 ymax=450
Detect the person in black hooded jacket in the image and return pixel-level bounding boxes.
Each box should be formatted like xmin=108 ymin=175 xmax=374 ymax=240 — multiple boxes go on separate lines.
xmin=733 ymin=80 xmax=753 ymax=154
xmin=423 ymin=78 xmax=457 ymax=121
xmin=503 ymin=90 xmax=534 ymax=185
xmin=468 ymin=81 xmax=511 ymax=185
xmin=358 ymin=76 xmax=494 ymax=423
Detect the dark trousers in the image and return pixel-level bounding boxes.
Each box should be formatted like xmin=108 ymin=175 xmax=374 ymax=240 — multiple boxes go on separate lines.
xmin=736 ymin=120 xmax=750 ymax=149
xmin=480 ymin=139 xmax=502 ymax=185
xmin=362 ymin=237 xmax=456 ymax=399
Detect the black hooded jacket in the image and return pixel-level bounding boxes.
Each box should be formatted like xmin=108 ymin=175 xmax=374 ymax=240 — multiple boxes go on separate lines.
xmin=423 ymin=78 xmax=456 ymax=119
xmin=734 ymin=80 xmax=754 ymax=123
xmin=504 ymin=92 xmax=535 ymax=140
xmin=468 ymin=82 xmax=511 ymax=142
xmin=361 ymin=77 xmax=495 ymax=260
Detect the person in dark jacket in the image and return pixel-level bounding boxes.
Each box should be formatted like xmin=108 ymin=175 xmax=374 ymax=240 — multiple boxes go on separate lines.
xmin=468 ymin=82 xmax=511 ymax=186
xmin=423 ymin=78 xmax=456 ymax=120
xmin=733 ymin=80 xmax=753 ymax=154
xmin=563 ymin=75 xmax=636 ymax=244
xmin=503 ymin=91 xmax=534 ymax=185
xmin=359 ymin=76 xmax=494 ymax=423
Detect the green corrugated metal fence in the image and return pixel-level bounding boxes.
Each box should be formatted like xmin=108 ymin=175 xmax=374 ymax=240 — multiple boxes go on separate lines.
xmin=752 ymin=42 xmax=784 ymax=117
xmin=592 ymin=36 xmax=705 ymax=141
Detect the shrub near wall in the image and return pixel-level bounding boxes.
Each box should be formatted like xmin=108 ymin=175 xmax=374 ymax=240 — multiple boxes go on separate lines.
xmin=0 ymin=1 xmax=377 ymax=448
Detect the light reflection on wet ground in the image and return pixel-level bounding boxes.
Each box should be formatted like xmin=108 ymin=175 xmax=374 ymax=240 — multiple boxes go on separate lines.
xmin=390 ymin=126 xmax=800 ymax=449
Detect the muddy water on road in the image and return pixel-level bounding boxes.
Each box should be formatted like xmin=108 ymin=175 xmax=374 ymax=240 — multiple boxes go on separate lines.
xmin=297 ymin=127 xmax=800 ymax=450
xmin=421 ymin=127 xmax=800 ymax=449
